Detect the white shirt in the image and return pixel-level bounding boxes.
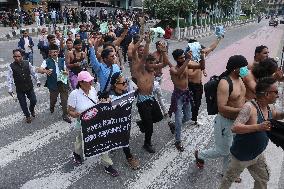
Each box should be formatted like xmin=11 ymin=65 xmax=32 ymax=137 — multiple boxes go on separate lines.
xmin=68 ymin=87 xmax=98 ymax=113
xmin=41 ymin=58 xmax=66 ymax=81
xmin=24 ymin=37 xmax=32 ymax=53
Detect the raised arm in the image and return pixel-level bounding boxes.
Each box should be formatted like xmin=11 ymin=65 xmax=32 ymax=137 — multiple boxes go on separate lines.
xmin=114 ymin=25 xmax=128 ymax=47
xmin=88 ymin=37 xmax=102 ymax=73
xmin=170 ymin=58 xmax=188 ymax=76
xmin=131 ymin=38 xmax=144 ymax=71
xmin=203 ymin=37 xmax=221 ymax=57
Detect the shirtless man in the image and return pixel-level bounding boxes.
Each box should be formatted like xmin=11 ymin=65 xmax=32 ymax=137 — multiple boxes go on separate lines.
xmin=243 ymin=57 xmax=283 ymax=100
xmin=187 ymin=38 xmax=222 ymax=126
xmin=195 ymin=55 xmax=248 ymax=182
xmin=65 ymin=39 xmax=87 ymax=89
xmin=131 ymin=34 xmax=169 ymax=153
xmin=168 ymin=49 xmax=205 ymax=151
xmin=248 ymin=45 xmax=269 ymax=70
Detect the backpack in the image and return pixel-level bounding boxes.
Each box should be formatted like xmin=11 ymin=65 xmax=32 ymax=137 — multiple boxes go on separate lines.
xmin=204 ymin=75 xmax=233 ymax=115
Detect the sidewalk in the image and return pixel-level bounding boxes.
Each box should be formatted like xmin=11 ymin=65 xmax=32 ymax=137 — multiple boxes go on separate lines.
xmin=0 ymin=23 xmax=67 ymax=41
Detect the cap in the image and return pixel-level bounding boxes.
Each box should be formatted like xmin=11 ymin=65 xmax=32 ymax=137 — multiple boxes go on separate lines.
xmin=78 ymin=71 xmax=94 ymax=82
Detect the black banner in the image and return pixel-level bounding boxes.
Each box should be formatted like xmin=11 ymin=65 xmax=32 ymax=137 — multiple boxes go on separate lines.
xmin=80 ymin=91 xmax=135 ymax=158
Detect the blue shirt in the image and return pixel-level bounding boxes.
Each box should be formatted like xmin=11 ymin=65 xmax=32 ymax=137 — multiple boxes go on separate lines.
xmin=89 ymin=47 xmax=121 ymax=92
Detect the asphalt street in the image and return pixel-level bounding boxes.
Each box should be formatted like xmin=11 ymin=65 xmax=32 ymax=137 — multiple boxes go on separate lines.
xmin=0 ymin=19 xmax=284 ymax=189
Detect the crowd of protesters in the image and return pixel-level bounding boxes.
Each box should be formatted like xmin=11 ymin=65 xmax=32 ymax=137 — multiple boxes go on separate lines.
xmin=6 ymin=5 xmax=284 ymax=188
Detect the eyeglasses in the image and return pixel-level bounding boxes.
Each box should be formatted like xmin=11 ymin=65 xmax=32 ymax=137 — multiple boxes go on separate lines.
xmin=116 ymin=81 xmax=127 ymax=85
xmin=13 ymin=55 xmax=21 ymax=58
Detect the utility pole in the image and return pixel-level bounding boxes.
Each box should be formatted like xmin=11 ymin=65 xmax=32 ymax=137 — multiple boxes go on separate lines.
xmin=17 ymin=0 xmax=23 ymax=30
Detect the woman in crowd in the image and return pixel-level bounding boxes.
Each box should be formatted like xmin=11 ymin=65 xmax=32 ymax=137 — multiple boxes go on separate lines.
xmin=67 ymin=71 xmax=119 ymax=177
xmin=109 ymin=72 xmax=140 ymax=170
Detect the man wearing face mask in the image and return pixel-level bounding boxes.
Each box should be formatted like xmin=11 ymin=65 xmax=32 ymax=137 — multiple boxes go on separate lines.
xmin=195 ymin=55 xmax=248 ymax=182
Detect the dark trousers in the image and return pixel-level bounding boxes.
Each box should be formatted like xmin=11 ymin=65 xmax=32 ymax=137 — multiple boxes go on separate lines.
xmin=188 ymin=82 xmax=203 ymax=122
xmin=49 ymin=82 xmax=68 ymax=116
xmin=123 ymin=147 xmax=132 ymax=159
xmin=16 ymin=88 xmax=37 ymax=118
xmin=137 ymin=99 xmax=163 ymax=145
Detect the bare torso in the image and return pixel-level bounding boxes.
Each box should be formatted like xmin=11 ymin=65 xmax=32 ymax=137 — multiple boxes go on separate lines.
xmin=171 ymin=66 xmax=189 ymax=90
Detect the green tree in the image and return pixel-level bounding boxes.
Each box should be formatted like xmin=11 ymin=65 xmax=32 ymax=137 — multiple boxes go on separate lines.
xmin=144 ymin=0 xmax=195 ymax=20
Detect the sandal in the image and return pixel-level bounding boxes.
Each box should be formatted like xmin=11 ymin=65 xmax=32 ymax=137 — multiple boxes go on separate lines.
xmin=194 ymin=150 xmax=204 ymax=169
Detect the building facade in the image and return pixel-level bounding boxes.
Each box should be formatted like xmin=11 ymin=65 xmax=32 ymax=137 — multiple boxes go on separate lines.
xmin=267 ymin=0 xmax=284 ymax=15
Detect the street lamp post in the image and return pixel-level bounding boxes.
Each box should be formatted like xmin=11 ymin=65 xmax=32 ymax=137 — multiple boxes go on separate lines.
xmin=17 ymin=0 xmax=23 ymax=30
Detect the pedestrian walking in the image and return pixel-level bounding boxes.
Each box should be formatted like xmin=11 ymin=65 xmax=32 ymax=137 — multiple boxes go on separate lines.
xmin=18 ymin=30 xmax=34 ymax=65
xmin=220 ymin=77 xmax=284 ymax=189
xmin=7 ymin=49 xmax=40 ymax=123
xmin=67 ymin=71 xmax=119 ymax=177
xmin=37 ymin=44 xmax=71 ymax=123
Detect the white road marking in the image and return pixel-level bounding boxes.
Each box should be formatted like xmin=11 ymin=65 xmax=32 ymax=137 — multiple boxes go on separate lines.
xmin=0 ymin=121 xmax=71 ymax=168
xmin=124 ymin=110 xmax=215 ymax=189
xmin=19 ymin=112 xmax=143 ymax=189
xmin=0 ymin=101 xmax=50 ymax=130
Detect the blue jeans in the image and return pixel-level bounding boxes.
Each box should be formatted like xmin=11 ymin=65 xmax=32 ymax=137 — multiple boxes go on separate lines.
xmin=24 ymin=52 xmax=33 ymax=65
xmin=199 ymin=114 xmax=234 ymax=174
xmin=174 ymin=95 xmax=192 ymax=143
xmin=16 ymin=89 xmax=37 ymax=118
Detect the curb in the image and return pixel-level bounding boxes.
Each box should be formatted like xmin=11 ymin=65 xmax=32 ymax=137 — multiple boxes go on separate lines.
xmin=181 ymin=20 xmax=256 ymax=41
xmin=0 ymin=25 xmax=70 ymax=41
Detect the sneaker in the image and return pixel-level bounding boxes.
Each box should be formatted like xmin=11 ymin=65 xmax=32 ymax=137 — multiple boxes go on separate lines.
xmin=168 ymin=121 xmax=175 ymax=134
xmin=143 ymin=143 xmax=155 ymax=153
xmin=194 ymin=150 xmax=204 ymax=169
xmin=104 ymin=165 xmax=119 ymax=177
xmin=63 ymin=116 xmax=72 ymax=124
xmin=175 ymin=142 xmax=184 ymax=152
xmin=127 ymin=156 xmax=140 ymax=170
xmin=26 ymin=117 xmax=32 ymax=124
xmin=73 ymin=152 xmax=82 ymax=165
xmin=136 ymin=120 xmax=145 ymax=133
